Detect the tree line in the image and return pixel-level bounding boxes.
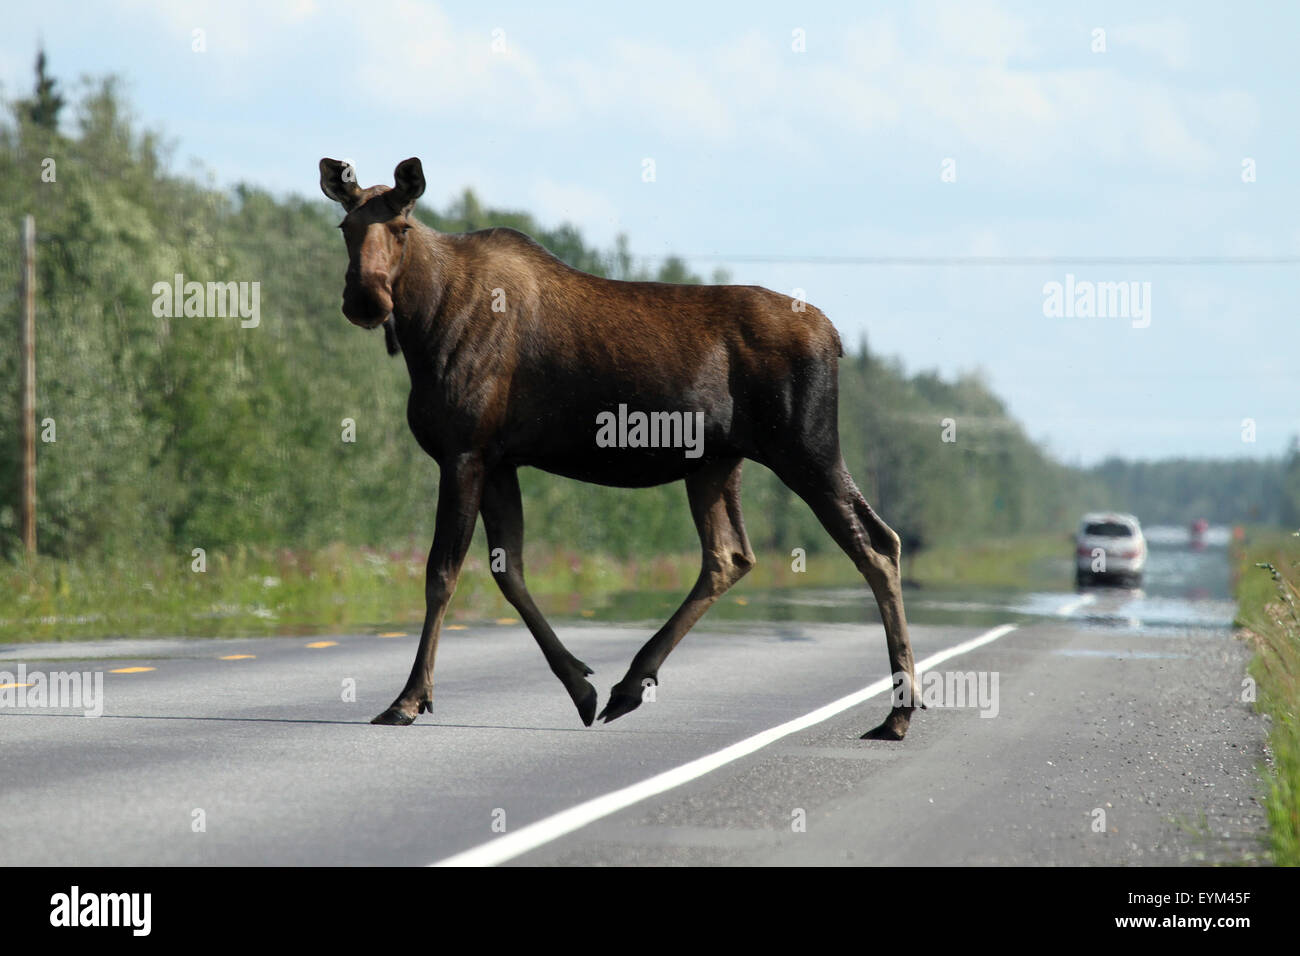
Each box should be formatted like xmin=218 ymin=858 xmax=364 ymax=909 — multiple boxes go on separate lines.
xmin=0 ymin=64 xmax=1289 ymax=570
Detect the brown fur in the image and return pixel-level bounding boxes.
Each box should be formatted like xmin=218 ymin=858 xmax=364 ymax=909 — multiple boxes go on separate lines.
xmin=320 ymin=157 xmax=918 ymax=738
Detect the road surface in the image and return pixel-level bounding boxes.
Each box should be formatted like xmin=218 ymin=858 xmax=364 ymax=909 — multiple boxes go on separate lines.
xmin=0 ymin=546 xmax=1267 ymax=866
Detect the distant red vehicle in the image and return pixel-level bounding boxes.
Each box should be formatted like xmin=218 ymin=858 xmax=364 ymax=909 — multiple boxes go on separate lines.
xmin=1189 ymin=518 xmax=1208 ymax=550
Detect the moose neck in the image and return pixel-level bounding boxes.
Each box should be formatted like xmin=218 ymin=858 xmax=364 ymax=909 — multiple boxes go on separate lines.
xmin=388 ymin=222 xmax=454 ymax=378
xmin=390 ymin=222 xmax=444 ymax=317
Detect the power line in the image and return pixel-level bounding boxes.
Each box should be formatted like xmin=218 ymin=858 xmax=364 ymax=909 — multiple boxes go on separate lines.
xmin=643 ymin=254 xmax=1300 ymax=266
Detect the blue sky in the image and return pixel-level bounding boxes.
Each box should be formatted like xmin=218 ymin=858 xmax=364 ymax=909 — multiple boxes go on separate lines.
xmin=3 ymin=1 xmax=1297 ymax=464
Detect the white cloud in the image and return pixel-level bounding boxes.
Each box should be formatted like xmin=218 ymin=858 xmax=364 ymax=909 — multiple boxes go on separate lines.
xmin=923 ymin=0 xmax=1037 ymax=64
xmin=348 ymin=0 xmax=572 ymax=128
xmin=1112 ymin=20 xmax=1194 ymax=70
xmin=311 ymin=1 xmax=1255 ymax=181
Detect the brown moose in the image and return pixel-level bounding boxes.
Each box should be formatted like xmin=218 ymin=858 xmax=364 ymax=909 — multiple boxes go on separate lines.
xmin=320 ymin=157 xmax=920 ymax=739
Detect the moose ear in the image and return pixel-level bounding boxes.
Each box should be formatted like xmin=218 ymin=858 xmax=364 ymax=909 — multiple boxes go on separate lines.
xmin=319 ymin=158 xmax=363 ymax=210
xmin=391 ymin=157 xmax=426 ymax=209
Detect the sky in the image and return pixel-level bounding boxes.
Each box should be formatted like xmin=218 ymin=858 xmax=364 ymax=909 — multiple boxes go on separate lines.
xmin=2 ymin=0 xmax=1297 ymax=465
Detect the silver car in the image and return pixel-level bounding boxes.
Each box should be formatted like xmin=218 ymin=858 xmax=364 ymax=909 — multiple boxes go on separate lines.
xmin=1075 ymin=512 xmax=1146 ymax=588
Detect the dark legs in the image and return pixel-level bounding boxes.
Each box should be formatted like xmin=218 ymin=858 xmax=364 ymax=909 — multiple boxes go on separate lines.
xmin=598 ymin=458 xmax=755 ymax=722
xmin=481 ymin=466 xmax=598 ymax=725
xmin=372 ymin=454 xmax=484 ymax=725
xmin=370 ymin=448 xmax=914 ymax=740
xmin=776 ymin=457 xmax=920 ymax=740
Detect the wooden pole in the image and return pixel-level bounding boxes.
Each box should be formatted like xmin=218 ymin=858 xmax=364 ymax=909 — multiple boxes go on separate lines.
xmin=20 ymin=214 xmax=36 ymax=556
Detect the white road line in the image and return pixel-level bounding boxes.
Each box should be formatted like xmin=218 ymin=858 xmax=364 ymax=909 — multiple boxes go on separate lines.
xmin=430 ymin=622 xmax=1019 ymax=867
xmin=1056 ymin=593 xmax=1096 ymax=617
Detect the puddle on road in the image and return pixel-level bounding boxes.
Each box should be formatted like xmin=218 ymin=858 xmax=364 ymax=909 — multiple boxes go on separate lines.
xmin=568 ymin=525 xmax=1239 ymax=640
xmin=408 ymin=525 xmax=1238 ymax=644
xmin=897 ymin=527 xmax=1237 ymax=636
xmin=1051 ymin=648 xmax=1195 ymax=660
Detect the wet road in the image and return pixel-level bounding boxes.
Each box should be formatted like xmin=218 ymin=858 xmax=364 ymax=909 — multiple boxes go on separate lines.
xmin=0 ymin=527 xmax=1267 ymax=865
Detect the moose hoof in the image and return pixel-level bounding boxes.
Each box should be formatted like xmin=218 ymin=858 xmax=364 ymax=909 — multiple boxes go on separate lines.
xmin=598 ymin=681 xmax=650 ymax=723
xmin=597 ymin=693 xmax=640 ymax=723
xmin=597 ymin=685 xmax=645 ymax=724
xmin=371 ymin=706 xmax=418 ymax=726
xmin=572 ymin=681 xmax=599 ymax=727
xmin=860 ymin=706 xmax=914 ymax=741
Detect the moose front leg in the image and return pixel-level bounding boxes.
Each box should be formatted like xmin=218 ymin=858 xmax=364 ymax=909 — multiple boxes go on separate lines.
xmin=372 ymin=454 xmax=484 ymax=725
xmin=481 ymin=466 xmax=599 ymax=726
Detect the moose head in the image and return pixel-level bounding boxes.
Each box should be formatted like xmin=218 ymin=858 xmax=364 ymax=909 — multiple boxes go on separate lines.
xmin=319 ymin=157 xmax=426 ymax=328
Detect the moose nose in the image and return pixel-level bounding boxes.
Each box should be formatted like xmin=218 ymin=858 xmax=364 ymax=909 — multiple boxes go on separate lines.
xmin=341 ymin=273 xmax=394 ymax=328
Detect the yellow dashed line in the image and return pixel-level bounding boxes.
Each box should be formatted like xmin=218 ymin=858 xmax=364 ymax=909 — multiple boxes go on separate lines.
xmin=377 ymin=632 xmax=407 ymax=638
xmin=220 ymin=654 xmax=256 ymax=660
xmin=0 ymin=682 xmax=33 ymax=690
xmin=446 ymin=625 xmax=467 ymax=631
xmin=494 ymin=617 xmax=518 ymax=626
xmin=580 ymin=610 xmax=595 ymax=618
xmin=109 ymin=667 xmax=155 ymax=674
xmin=305 ymin=641 xmax=337 ymax=649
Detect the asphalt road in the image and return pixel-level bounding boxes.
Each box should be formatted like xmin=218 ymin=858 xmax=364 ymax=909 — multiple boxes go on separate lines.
xmin=0 ymin=575 xmax=1268 ymax=866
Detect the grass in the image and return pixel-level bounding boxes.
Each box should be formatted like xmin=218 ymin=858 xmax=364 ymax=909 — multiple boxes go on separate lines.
xmin=0 ymin=541 xmax=849 ymax=643
xmin=905 ymin=532 xmax=1073 ymax=591
xmin=1233 ymin=527 xmax=1300 ymax=866
xmin=0 ymin=531 xmax=1068 ymax=644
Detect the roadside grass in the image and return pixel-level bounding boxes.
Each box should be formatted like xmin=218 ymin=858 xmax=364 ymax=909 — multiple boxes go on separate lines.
xmin=905 ymin=532 xmax=1072 ymax=592
xmin=0 ymin=532 xmax=1068 ymax=644
xmin=1234 ymin=527 xmax=1300 ymax=866
xmin=0 ymin=543 xmax=852 ymax=643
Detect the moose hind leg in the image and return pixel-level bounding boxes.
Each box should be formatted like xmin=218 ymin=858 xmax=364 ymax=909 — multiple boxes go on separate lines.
xmin=481 ymin=467 xmax=598 ymax=726
xmin=599 ymin=458 xmax=755 ymax=723
xmin=780 ymin=460 xmax=919 ymax=740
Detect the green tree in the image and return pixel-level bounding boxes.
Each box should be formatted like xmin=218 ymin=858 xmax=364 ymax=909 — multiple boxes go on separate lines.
xmin=16 ymin=49 xmax=65 ymax=131
xmin=0 ymin=70 xmax=1119 ymax=568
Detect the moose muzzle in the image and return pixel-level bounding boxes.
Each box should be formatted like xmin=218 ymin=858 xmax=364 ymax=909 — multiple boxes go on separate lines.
xmin=342 ymin=269 xmax=393 ymax=328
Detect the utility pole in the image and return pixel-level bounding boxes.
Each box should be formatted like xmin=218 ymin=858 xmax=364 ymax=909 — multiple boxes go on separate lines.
xmin=20 ymin=214 xmax=36 ymax=556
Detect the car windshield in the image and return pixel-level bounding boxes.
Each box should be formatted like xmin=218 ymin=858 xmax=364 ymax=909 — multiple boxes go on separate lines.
xmin=1083 ymin=521 xmax=1133 ymax=538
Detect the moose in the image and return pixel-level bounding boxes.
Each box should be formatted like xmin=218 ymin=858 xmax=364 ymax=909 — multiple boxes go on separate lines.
xmin=320 ymin=157 xmax=921 ymax=740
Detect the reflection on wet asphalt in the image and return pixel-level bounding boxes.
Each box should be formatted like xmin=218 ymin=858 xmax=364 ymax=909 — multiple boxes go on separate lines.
xmin=626 ymin=525 xmax=1238 ymax=638
xmin=908 ymin=524 xmax=1236 ymax=634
